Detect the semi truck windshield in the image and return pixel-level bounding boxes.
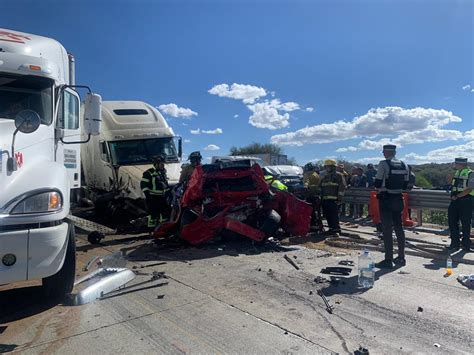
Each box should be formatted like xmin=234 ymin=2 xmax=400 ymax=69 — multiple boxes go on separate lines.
xmin=0 ymin=75 xmax=53 ymax=125
xmin=109 ymin=138 xmax=178 ymax=165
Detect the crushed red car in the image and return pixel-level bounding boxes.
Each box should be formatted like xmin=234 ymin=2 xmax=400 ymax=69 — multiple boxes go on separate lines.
xmin=154 ymin=160 xmax=312 ymax=245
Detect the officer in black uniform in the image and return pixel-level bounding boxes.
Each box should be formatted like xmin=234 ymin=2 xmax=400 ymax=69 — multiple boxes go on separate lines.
xmin=374 ymin=144 xmax=410 ymax=268
xmin=140 ymin=154 xmax=171 ymax=228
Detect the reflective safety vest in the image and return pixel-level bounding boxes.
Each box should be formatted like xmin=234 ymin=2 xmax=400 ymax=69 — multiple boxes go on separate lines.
xmin=320 ymin=172 xmax=345 ymax=200
xmin=385 ymin=159 xmax=409 ymax=190
xmin=264 ymin=175 xmax=288 ymax=191
xmin=304 ymin=171 xmax=321 ymax=196
xmin=141 ymin=167 xmax=170 ymax=196
xmin=451 ymin=168 xmax=474 ymax=196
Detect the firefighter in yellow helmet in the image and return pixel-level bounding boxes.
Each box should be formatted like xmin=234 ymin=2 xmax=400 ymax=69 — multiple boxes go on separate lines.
xmin=319 ymin=159 xmax=346 ymax=236
xmin=179 ymin=151 xmax=202 ymax=185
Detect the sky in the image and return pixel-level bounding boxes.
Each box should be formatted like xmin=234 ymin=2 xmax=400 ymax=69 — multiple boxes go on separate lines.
xmin=1 ymin=0 xmax=473 ymax=165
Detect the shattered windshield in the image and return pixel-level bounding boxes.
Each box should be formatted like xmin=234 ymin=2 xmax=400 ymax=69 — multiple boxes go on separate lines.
xmin=109 ymin=137 xmax=178 ymax=165
xmin=0 ymin=74 xmax=53 ymax=125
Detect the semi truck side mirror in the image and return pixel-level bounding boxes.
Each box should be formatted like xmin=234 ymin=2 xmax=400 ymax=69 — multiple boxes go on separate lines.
xmin=14 ymin=110 xmax=41 ymax=134
xmin=84 ymin=93 xmax=102 ymax=136
xmin=7 ymin=110 xmax=41 ymax=173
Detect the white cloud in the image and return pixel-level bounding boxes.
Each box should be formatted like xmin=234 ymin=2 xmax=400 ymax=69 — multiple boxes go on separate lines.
xmin=184 ymin=139 xmax=191 ymax=143
xmin=462 ymin=84 xmax=471 ymax=91
xmin=336 ymin=146 xmax=358 ymax=153
xmin=158 ymin=103 xmax=198 ymax=118
xmin=190 ymin=128 xmax=223 ymax=135
xmin=271 ymin=106 xmax=462 ymax=146
xmin=247 ymin=101 xmax=290 ymax=130
xmin=404 ymin=141 xmax=474 ymax=164
xmin=306 ymin=107 xmax=314 ymax=112
xmin=464 ymin=129 xmax=474 ymax=140
xmin=355 ymin=157 xmax=382 ymax=164
xmin=234 ymin=114 xmax=239 ymax=118
xmin=204 ymin=144 xmax=220 ymax=151
xmin=208 ymin=83 xmax=267 ymax=104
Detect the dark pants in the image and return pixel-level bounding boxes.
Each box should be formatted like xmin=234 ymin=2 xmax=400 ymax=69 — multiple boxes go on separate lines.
xmin=307 ymin=196 xmax=324 ymax=232
xmin=379 ymin=193 xmax=405 ymax=261
xmin=448 ymin=196 xmax=472 ymax=249
xmin=146 ymin=195 xmax=171 ymax=225
xmin=322 ymin=200 xmax=341 ymax=232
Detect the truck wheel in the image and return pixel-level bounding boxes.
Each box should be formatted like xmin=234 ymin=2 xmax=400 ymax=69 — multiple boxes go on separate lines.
xmin=42 ymin=223 xmax=76 ymax=301
xmin=88 ymin=231 xmax=105 ymax=244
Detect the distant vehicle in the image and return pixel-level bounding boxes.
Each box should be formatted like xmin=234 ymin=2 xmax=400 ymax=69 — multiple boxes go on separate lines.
xmin=267 ymin=165 xmax=305 ymax=197
xmin=81 ymin=101 xmax=182 ymax=221
xmin=155 ymin=160 xmax=311 ymax=244
xmin=0 ymin=28 xmax=102 ymax=298
xmin=211 ymin=155 xmax=267 ymax=167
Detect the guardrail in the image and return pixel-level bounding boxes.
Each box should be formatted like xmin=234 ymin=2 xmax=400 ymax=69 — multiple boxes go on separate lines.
xmin=343 ymin=188 xmax=473 ymax=226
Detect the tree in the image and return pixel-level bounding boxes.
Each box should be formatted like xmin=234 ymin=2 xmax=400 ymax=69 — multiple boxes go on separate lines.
xmin=229 ymin=143 xmax=283 ymax=156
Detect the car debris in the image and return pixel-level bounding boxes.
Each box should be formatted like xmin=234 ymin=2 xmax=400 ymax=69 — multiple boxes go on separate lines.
xmin=154 ymin=160 xmax=312 ymax=245
xmin=314 ymin=276 xmax=329 ymax=284
xmin=132 ymin=262 xmax=167 ymax=269
xmin=83 ymin=255 xmax=101 ymax=272
xmin=457 ymin=274 xmax=474 ymax=289
xmin=338 ymin=260 xmax=355 ymax=266
xmin=72 ymin=268 xmax=136 ymax=305
xmin=284 ymin=254 xmax=300 ymax=270
xmin=321 ymin=266 xmax=352 ymax=276
xmin=317 ymin=289 xmax=334 ymax=314
xmin=354 ymin=346 xmax=369 ymax=355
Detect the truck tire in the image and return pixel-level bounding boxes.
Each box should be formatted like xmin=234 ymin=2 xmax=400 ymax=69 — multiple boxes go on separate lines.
xmin=259 ymin=210 xmax=281 ymax=237
xmin=42 ymin=222 xmax=76 ymax=301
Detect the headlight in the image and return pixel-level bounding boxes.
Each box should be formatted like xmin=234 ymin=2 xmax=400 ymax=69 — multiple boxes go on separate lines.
xmin=10 ymin=191 xmax=63 ymax=214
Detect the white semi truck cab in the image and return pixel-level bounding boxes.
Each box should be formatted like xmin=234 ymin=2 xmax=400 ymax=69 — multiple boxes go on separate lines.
xmin=81 ymin=101 xmax=182 ymax=222
xmin=0 ymin=29 xmax=102 ymax=298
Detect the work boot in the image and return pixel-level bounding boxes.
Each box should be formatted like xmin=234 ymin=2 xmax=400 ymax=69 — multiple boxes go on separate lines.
xmin=447 ymin=243 xmax=460 ymax=251
xmin=375 ymin=259 xmax=394 ymax=269
xmin=393 ymin=256 xmax=406 ymax=266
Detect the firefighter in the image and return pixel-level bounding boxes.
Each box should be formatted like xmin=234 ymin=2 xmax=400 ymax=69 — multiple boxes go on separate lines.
xmin=140 ymin=154 xmax=171 ymax=228
xmin=179 ymin=151 xmax=202 ymax=185
xmin=320 ymin=159 xmax=346 ymax=236
xmin=374 ymin=144 xmax=409 ymax=268
xmin=447 ymin=157 xmax=473 ymax=251
xmin=303 ymin=162 xmax=324 ymax=233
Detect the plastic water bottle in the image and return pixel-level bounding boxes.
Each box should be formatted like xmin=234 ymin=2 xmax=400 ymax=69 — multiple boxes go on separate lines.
xmin=358 ymin=249 xmax=375 ymax=288
xmin=446 ymin=255 xmax=453 ymax=276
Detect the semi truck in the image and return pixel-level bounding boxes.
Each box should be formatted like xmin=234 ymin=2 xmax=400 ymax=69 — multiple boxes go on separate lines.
xmin=81 ymin=101 xmax=182 ymax=226
xmin=0 ymin=29 xmax=102 ymax=298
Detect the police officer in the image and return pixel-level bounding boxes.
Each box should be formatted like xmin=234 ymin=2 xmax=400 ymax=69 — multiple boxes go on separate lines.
xmin=140 ymin=154 xmax=171 ymax=228
xmin=179 ymin=151 xmax=202 ymax=185
xmin=374 ymin=144 xmax=410 ymax=268
xmin=320 ymin=159 xmax=346 ymax=236
xmin=447 ymin=157 xmax=473 ymax=251
xmin=303 ymin=162 xmax=324 ymax=232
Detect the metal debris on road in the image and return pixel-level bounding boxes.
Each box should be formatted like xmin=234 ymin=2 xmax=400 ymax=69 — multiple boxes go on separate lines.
xmin=314 ymin=276 xmax=329 ymax=284
xmin=338 ymin=260 xmax=354 ymax=266
xmin=132 ymin=262 xmax=167 ymax=269
xmin=83 ymin=255 xmax=101 ymax=272
xmin=284 ymin=254 xmax=300 ymax=270
xmin=354 ymin=346 xmax=369 ymax=355
xmin=72 ymin=268 xmax=136 ymax=305
xmin=321 ymin=267 xmax=352 ymax=276
xmin=317 ymin=289 xmax=334 ymax=314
